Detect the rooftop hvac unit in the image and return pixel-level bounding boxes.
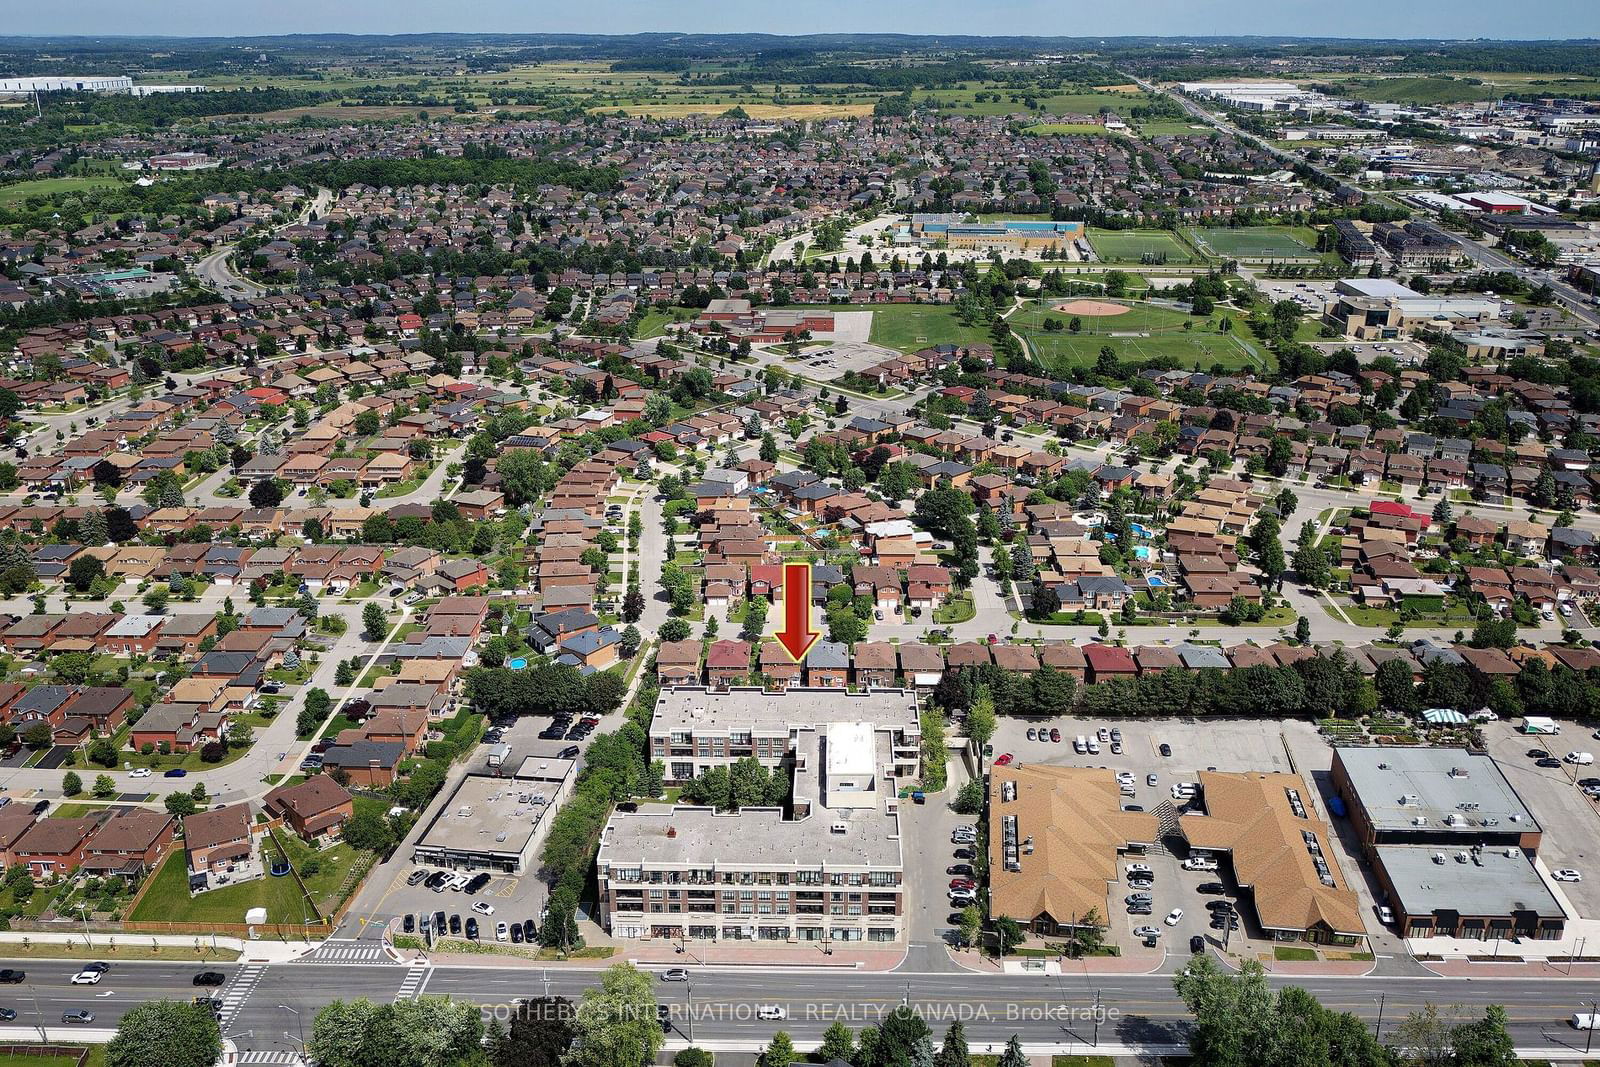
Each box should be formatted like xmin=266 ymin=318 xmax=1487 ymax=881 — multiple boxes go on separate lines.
xmin=1448 ymin=767 xmax=1470 ymax=778
xmin=1456 ymin=852 xmax=1470 ymax=863
xmin=495 ymin=831 xmax=507 ymax=842
xmin=1400 ymin=794 xmax=1420 ymax=805
xmin=1504 ymin=848 xmax=1516 ymax=857
xmin=1433 ymin=853 xmax=1447 ymax=864
xmin=1412 ymin=816 xmax=1427 ymax=826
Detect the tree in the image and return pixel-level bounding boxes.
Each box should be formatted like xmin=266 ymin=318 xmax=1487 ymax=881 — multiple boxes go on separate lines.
xmin=659 ymin=618 xmax=690 ymax=642
xmin=934 ymin=1021 xmax=970 ymax=1067
xmin=675 ymin=1050 xmax=714 ymax=1067
xmin=758 ymin=1031 xmax=796 ymax=1067
xmin=164 ymin=792 xmax=197 ymax=817
xmin=966 ymin=688 xmax=997 ymax=748
xmin=1293 ymin=543 xmax=1332 ymax=589
xmin=143 ymin=587 xmax=170 ymax=614
xmin=1028 ymin=579 xmax=1060 ymax=619
xmin=62 ymin=771 xmax=82 ymax=796
xmin=307 ymin=997 xmax=483 ymax=1067
xmin=362 ymin=602 xmax=389 ymax=642
xmin=107 ymin=999 xmax=222 ymax=1067
xmin=1295 ymin=615 xmax=1311 ymax=645
xmin=568 ymin=963 xmax=662 ymax=1067
xmin=997 ymin=1036 xmax=1028 ymax=1067
xmin=819 ymin=1020 xmax=856 ymax=1063
xmin=249 ymin=478 xmax=284 ymax=509
xmin=742 ymin=595 xmax=769 ymax=642
xmin=995 ymin=917 xmax=1025 ymax=956
xmin=93 ymin=774 xmax=116 ymax=799
xmin=1450 ymin=1004 xmax=1516 ymax=1067
xmin=22 ymin=721 xmax=51 ymax=748
xmin=622 ymin=587 xmax=645 ymax=623
xmin=956 ymin=906 xmax=982 ymax=950
xmin=67 ymin=554 xmax=105 ymax=593
xmin=759 ymin=432 xmax=778 ymax=463
xmin=343 ymin=809 xmax=396 ymax=853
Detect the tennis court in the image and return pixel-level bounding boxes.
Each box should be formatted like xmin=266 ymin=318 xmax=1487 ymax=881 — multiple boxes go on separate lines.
xmin=1087 ymin=229 xmax=1197 ymax=264
xmin=1193 ymin=226 xmax=1318 ymax=260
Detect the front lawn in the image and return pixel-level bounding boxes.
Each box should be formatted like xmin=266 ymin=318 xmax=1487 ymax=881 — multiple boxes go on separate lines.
xmin=933 ymin=593 xmax=977 ymax=624
xmin=1274 ymin=946 xmax=1318 ymax=961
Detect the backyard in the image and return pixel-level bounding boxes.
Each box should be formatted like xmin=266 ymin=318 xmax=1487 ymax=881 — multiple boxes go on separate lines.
xmin=129 ymin=830 xmax=372 ymax=927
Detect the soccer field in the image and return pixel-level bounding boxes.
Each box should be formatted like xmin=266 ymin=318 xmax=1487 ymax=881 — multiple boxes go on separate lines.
xmin=1193 ymin=226 xmax=1317 ymax=260
xmin=1029 ymin=329 xmax=1269 ymax=372
xmin=1087 ymin=229 xmax=1197 ymax=264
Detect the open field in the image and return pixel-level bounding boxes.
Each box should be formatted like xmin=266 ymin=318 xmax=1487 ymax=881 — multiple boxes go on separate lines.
xmin=1192 ymin=225 xmax=1319 ymax=261
xmin=864 ymin=305 xmax=997 ymax=354
xmin=0 ymin=177 xmax=120 ymax=206
xmin=1022 ymin=123 xmax=1106 ymax=136
xmin=1087 ymin=229 xmax=1197 ymax=264
xmin=1010 ymin=300 xmax=1268 ymax=372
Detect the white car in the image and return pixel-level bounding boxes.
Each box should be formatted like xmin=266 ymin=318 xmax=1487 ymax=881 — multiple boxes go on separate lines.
xmin=128 ymin=768 xmax=150 ymax=778
xmin=1376 ymin=905 xmax=1395 ymax=924
xmin=69 ymin=969 xmax=102 ymax=985
xmin=1164 ymin=908 xmax=1184 ymax=927
xmin=495 ymin=921 xmax=509 ymax=941
xmin=1147 ymin=773 xmax=1158 ymax=787
xmin=471 ymin=901 xmax=495 ymax=916
xmin=757 ymin=1005 xmax=788 ymax=1021
xmin=1116 ymin=771 xmax=1136 ymax=785
xmin=1132 ymin=925 xmax=1161 ymax=939
xmin=1554 ymin=869 xmax=1583 ymax=882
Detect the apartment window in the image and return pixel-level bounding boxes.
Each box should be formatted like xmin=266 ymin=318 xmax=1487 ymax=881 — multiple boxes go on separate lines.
xmin=730 ymin=732 xmax=751 ymax=745
xmin=869 ymin=928 xmax=895 ymax=942
xmin=848 ymin=904 xmax=862 ymax=916
xmin=671 ymin=763 xmax=694 ymax=781
xmin=671 ymin=731 xmax=691 ymax=745
xmin=869 ymin=871 xmax=897 ymax=887
xmin=648 ymin=889 xmax=664 ymax=900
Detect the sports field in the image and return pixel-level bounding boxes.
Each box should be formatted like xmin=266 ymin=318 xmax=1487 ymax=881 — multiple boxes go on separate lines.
xmin=1010 ymin=299 xmax=1270 ymax=373
xmin=1193 ymin=226 xmax=1318 ymax=261
xmin=1087 ymin=229 xmax=1196 ymax=264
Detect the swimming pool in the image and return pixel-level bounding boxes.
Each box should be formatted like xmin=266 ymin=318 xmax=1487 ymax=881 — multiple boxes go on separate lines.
xmin=508 ymin=658 xmax=528 ymax=670
xmin=1147 ymin=575 xmax=1166 ymax=588
xmin=1130 ymin=522 xmax=1151 ymax=539
xmin=1133 ymin=546 xmax=1154 ymax=561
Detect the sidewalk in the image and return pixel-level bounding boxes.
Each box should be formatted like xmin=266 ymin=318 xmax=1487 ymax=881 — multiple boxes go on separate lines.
xmin=0 ymin=929 xmax=316 ymax=964
xmin=405 ymin=938 xmax=904 ymax=971
xmin=1423 ymin=957 xmax=1600 ymax=980
xmin=946 ymin=946 xmax=1165 ymax=975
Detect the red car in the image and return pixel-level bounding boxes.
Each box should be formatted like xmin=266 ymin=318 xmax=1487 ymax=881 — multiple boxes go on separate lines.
xmin=949 ymin=879 xmax=976 ymax=891
xmin=994 ymin=752 xmax=1014 ymax=766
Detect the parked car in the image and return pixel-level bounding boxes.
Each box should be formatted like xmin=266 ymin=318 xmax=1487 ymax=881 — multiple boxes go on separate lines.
xmin=164 ymin=768 xmax=188 ymax=778
xmin=406 ymin=869 xmax=430 ymax=887
xmin=1554 ymin=869 xmax=1583 ymax=882
xmin=448 ymin=914 xmax=461 ymax=935
xmin=1182 ymin=857 xmax=1218 ymax=872
xmin=464 ymin=873 xmax=491 ymax=894
xmin=1147 ymin=773 xmax=1158 ymax=786
xmin=993 ymin=753 xmax=1014 ymax=766
xmin=465 ymin=918 xmax=479 ymax=941
xmin=471 ymin=901 xmax=495 ymax=916
xmin=402 ymin=914 xmax=415 ymax=933
xmin=509 ymin=922 xmax=523 ymax=944
xmin=1158 ymin=743 xmax=1173 ymax=757
xmin=952 ymin=847 xmax=976 ymax=862
xmin=129 ymin=767 xmax=150 ymax=778
xmin=1537 ymin=757 xmax=1563 ymax=768
xmin=1049 ymin=728 xmax=1061 ymax=743
xmin=522 ymin=919 xmax=536 ymax=943
xmin=496 ymin=922 xmax=510 ymax=942
xmin=1196 ymin=882 xmax=1226 ymax=895
xmin=558 ymin=746 xmax=581 ymax=760
xmin=1133 ymin=926 xmax=1160 ymax=940
xmin=1126 ymin=863 xmax=1152 ymax=876
xmin=1529 ymin=749 xmax=1551 ymax=759
xmin=948 ymin=864 xmax=974 ymax=877
xmin=1026 ymin=728 xmax=1037 ymax=742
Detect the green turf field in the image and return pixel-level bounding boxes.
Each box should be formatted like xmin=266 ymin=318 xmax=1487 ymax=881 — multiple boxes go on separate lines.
xmin=1087 ymin=229 xmax=1197 ymax=264
xmin=0 ymin=176 xmax=119 ymax=206
xmin=865 ymin=305 xmax=997 ymax=354
xmin=1193 ymin=226 xmax=1318 ymax=260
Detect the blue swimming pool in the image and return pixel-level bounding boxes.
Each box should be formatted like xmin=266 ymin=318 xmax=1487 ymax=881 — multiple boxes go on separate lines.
xmin=1131 ymin=522 xmax=1151 ymax=538
xmin=1147 ymin=575 xmax=1166 ymax=588
xmin=1133 ymin=546 xmax=1154 ymax=561
xmin=508 ymin=658 xmax=528 ymax=670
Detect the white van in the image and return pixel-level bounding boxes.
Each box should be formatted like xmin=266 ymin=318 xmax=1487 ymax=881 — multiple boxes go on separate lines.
xmin=1573 ymin=1013 xmax=1600 ymax=1030
xmin=1074 ymin=735 xmax=1087 ymax=753
xmin=1171 ymin=783 xmax=1199 ymax=800
xmin=1566 ymin=752 xmax=1596 ymax=766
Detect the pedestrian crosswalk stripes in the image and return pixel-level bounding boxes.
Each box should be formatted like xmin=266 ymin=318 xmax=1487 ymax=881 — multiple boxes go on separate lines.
xmin=219 ymin=963 xmax=266 ymax=1028
xmin=393 ymin=963 xmax=431 ymax=1002
xmin=300 ymin=940 xmax=389 ymax=964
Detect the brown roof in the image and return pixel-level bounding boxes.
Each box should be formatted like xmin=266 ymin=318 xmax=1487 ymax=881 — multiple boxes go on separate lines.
xmin=853 ymin=642 xmax=898 ymax=670
xmin=0 ymin=806 xmax=38 ymax=849
xmin=14 ymin=816 xmax=97 ymax=856
xmin=987 ymin=765 xmax=1159 ymax=928
xmin=264 ymin=776 xmax=352 ymax=821
xmin=1179 ymin=771 xmax=1363 ymax=936
xmin=85 ymin=811 xmax=173 ymax=853
xmin=182 ymin=802 xmax=251 ymax=850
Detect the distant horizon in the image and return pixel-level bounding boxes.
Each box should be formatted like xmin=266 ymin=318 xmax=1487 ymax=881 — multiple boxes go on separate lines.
xmin=7 ymin=1 xmax=1600 ymax=42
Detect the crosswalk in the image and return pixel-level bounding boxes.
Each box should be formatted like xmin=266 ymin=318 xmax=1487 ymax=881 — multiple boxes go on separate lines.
xmin=300 ymin=940 xmax=390 ymax=964
xmin=393 ymin=962 xmax=432 ymax=1002
xmin=219 ymin=963 xmax=266 ymax=1029
xmin=237 ymin=1052 xmax=302 ymax=1065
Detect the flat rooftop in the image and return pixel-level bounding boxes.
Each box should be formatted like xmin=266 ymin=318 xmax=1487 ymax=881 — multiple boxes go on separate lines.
xmin=652 ymin=686 xmax=919 ymax=738
xmin=1376 ymin=845 xmax=1565 ymax=919
xmin=416 ymin=764 xmax=572 ymax=859
xmin=1336 ymin=747 xmax=1538 ymax=835
xmin=597 ymin=804 xmax=902 ymax=871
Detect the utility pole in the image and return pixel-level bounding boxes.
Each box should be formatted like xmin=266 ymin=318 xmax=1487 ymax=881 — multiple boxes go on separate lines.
xmin=1374 ymin=992 xmax=1386 ymax=1042
xmin=1589 ymin=999 xmax=1598 ymax=1057
xmin=1092 ymin=989 xmax=1102 ymax=1047
xmin=685 ymin=978 xmax=694 ymax=1044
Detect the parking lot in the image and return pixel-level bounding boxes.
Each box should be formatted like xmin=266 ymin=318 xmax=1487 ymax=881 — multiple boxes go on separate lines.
xmin=1480 ymin=719 xmax=1600 ymax=917
xmin=899 ymin=754 xmax=982 ymax=962
xmin=987 ymin=715 xmax=1375 ymax=959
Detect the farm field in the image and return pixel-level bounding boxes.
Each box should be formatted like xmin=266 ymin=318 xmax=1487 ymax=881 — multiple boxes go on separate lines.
xmin=1087 ymin=229 xmax=1197 ymax=264
xmin=1192 ymin=225 xmax=1319 ymax=261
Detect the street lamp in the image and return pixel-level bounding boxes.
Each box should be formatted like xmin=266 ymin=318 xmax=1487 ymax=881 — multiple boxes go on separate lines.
xmin=279 ymin=1004 xmax=305 ymax=1051
xmin=76 ymin=903 xmax=91 ymax=948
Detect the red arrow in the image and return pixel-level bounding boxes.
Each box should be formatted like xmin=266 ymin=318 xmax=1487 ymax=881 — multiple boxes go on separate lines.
xmin=774 ymin=561 xmax=821 ymax=663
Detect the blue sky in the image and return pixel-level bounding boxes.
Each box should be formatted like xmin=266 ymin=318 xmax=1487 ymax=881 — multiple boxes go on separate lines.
xmin=14 ymin=1 xmax=1600 ymax=39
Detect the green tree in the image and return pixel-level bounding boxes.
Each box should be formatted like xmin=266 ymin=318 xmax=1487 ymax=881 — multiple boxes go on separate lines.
xmin=142 ymin=587 xmax=170 ymax=614
xmin=164 ymin=791 xmax=197 ymax=817
xmin=742 ymin=595 xmax=769 ymax=642
xmin=62 ymin=770 xmax=82 ymax=796
xmin=997 ymin=1035 xmax=1028 ymax=1067
xmin=965 ymin=687 xmax=997 ymax=748
xmin=107 ymin=1000 xmax=222 ymax=1067
xmin=758 ymin=1031 xmax=796 ymax=1067
xmin=569 ymin=963 xmax=663 ymax=1067
xmin=93 ymin=774 xmax=116 ymax=799
xmin=362 ymin=602 xmax=389 ymax=642
xmin=818 ymin=1020 xmax=856 ymax=1063
xmin=307 ymin=997 xmax=483 ymax=1067
xmin=995 ymin=916 xmax=1025 ymax=956
xmin=934 ymin=1020 xmax=970 ymax=1067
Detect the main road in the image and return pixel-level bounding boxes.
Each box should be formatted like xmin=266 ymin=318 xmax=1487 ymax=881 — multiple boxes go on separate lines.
xmin=6 ymin=957 xmax=1600 ymax=1058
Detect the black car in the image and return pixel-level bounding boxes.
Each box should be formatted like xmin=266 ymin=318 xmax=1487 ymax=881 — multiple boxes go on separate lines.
xmin=424 ymin=871 xmax=450 ymax=890
xmin=1122 ymin=804 xmax=1144 ymax=812
xmin=402 ymin=914 xmax=415 ymax=933
xmin=1206 ymin=900 xmax=1234 ymax=912
xmin=1581 ymin=778 xmax=1600 ymax=789
xmin=1159 ymin=743 xmax=1173 ymax=757
xmin=1529 ymin=748 xmax=1551 ymax=759
xmin=1537 ymin=757 xmax=1563 ymax=768
xmin=449 ymin=913 xmax=462 ymax=935
xmin=952 ymin=847 xmax=975 ymax=861
xmin=522 ymin=919 xmax=537 ymax=943
xmin=1190 ymin=935 xmax=1205 ymax=953
xmin=192 ymin=997 xmax=223 ymax=1017
xmin=1196 ymin=882 xmax=1226 ymax=895
xmin=464 ymin=873 xmax=491 ymax=895
xmin=558 ymin=745 xmax=581 ymax=760
xmin=947 ymin=864 xmax=974 ymax=877
xmin=433 ymin=910 xmax=447 ymax=935
xmin=565 ymin=723 xmax=587 ymax=740
xmin=510 ymin=922 xmax=524 ymax=944
xmin=0 ymin=970 xmax=23 ymax=984
xmin=465 ymin=918 xmax=479 ymax=941
xmin=192 ymin=971 xmax=226 ymax=987
xmin=1210 ymin=917 xmax=1240 ymax=930
xmin=0 ymin=1008 xmax=14 ymax=1021
xmin=658 ymin=1004 xmax=672 ymax=1032
xmin=82 ymin=962 xmax=109 ymax=974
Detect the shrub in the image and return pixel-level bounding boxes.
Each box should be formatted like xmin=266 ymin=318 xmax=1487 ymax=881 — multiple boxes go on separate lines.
xmin=199 ymin=742 xmax=226 ymax=763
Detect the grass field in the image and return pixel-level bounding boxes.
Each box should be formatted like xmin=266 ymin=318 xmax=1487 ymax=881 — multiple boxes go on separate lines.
xmin=1010 ymin=300 xmax=1268 ymax=372
xmin=865 ymin=305 xmax=996 ymax=354
xmin=1088 ymin=229 xmax=1197 ymax=265
xmin=0 ymin=176 xmax=119 ymax=206
xmin=635 ymin=307 xmax=697 ymax=339
xmin=0 ymin=1049 xmax=106 ymax=1067
xmin=1333 ymin=77 xmax=1496 ymax=105
xmin=1193 ymin=226 xmax=1318 ymax=261
xmin=1022 ymin=123 xmax=1106 ymax=136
